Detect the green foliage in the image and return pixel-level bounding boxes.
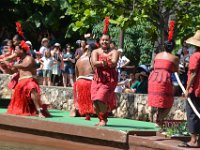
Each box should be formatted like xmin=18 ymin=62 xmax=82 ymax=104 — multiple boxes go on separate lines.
xmin=33 ymin=0 xmax=49 ymax=6
xmin=62 ymin=0 xmax=200 ymax=49
xmin=2 ymin=0 xmax=200 ymax=62
xmin=92 ymin=21 xmax=154 ymax=66
xmin=164 ymin=121 xmax=189 ymax=137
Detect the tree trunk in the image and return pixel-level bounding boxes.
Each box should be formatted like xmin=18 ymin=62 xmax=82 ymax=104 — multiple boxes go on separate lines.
xmin=119 ymin=29 xmax=124 ymax=49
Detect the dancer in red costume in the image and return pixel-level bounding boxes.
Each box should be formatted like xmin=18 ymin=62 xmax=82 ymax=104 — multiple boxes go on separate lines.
xmin=148 ymin=20 xmax=179 ymax=127
xmin=72 ymin=44 xmax=96 ymax=120
xmin=0 ymin=41 xmax=50 ymax=117
xmin=91 ymin=34 xmax=119 ymax=126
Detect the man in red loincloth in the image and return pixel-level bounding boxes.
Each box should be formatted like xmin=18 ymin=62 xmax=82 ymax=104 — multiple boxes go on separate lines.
xmin=0 ymin=40 xmax=50 ymax=118
xmin=71 ymin=44 xmax=96 ymax=120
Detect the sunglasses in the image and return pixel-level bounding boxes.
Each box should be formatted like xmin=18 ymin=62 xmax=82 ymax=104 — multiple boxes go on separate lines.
xmin=121 ymin=74 xmax=127 ymax=76
xmin=3 ymin=46 xmax=9 ymax=49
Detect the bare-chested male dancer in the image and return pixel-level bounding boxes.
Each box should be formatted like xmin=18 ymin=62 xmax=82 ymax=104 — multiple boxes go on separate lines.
xmin=72 ymin=44 xmax=97 ymax=120
xmin=0 ymin=40 xmax=49 ymax=117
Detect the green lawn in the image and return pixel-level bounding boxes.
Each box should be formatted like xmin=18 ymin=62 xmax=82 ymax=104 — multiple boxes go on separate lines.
xmin=0 ymin=108 xmax=159 ymax=132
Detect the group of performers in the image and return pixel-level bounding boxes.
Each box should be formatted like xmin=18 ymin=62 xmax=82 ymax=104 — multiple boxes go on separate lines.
xmin=73 ymin=34 xmax=119 ymax=126
xmin=0 ymin=19 xmax=200 ymax=147
xmin=73 ymin=21 xmax=200 ymax=147
xmin=148 ymin=27 xmax=200 ymax=147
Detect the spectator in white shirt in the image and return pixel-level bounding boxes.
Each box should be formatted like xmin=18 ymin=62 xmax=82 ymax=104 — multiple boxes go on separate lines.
xmin=39 ymin=38 xmax=49 ymax=57
xmin=114 ymin=71 xmax=130 ymax=93
xmin=117 ymin=48 xmax=130 ymax=80
xmin=41 ymin=50 xmax=54 ymax=86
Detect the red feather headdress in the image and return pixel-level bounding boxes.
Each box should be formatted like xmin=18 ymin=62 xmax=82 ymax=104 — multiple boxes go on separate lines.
xmin=103 ymin=16 xmax=110 ymax=34
xmin=16 ymin=21 xmax=25 ymax=39
xmin=168 ymin=20 xmax=175 ymax=42
xmin=19 ymin=40 xmax=30 ymax=51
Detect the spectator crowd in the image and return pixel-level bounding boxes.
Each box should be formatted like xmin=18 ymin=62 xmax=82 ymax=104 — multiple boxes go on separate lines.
xmin=0 ymin=33 xmax=195 ymax=96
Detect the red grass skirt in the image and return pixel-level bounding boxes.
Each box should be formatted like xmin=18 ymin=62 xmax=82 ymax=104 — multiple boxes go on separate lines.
xmin=91 ymin=80 xmax=117 ymax=111
xmin=7 ymin=78 xmax=41 ymax=116
xmin=74 ymin=79 xmax=95 ymax=115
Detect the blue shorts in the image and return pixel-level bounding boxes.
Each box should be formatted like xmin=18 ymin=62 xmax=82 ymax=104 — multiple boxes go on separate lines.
xmin=63 ymin=65 xmax=74 ymax=74
xmin=43 ymin=69 xmax=52 ymax=78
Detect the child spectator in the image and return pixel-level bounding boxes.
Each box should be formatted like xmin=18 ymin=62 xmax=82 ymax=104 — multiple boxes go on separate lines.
xmin=39 ymin=38 xmax=49 ymax=57
xmin=117 ymin=48 xmax=130 ymax=81
xmin=41 ymin=50 xmax=54 ymax=86
xmin=115 ymin=71 xmax=130 ymax=93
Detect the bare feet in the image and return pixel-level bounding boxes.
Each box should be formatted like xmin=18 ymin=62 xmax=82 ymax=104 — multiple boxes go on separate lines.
xmin=98 ymin=120 xmax=107 ymax=126
xmin=70 ymin=107 xmax=77 ymax=117
xmin=94 ymin=120 xmax=107 ymax=126
xmin=38 ymin=112 xmax=46 ymax=118
xmin=37 ymin=107 xmax=51 ymax=118
xmin=94 ymin=122 xmax=100 ymax=126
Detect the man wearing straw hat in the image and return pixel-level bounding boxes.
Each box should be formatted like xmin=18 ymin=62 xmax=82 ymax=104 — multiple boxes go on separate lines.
xmin=178 ymin=30 xmax=200 ymax=148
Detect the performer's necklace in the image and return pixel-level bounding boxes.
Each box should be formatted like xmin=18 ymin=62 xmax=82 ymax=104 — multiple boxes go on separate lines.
xmin=103 ymin=48 xmax=109 ymax=53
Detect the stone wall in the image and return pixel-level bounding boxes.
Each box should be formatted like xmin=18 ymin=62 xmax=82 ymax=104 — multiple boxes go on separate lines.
xmin=0 ymin=74 xmax=186 ymax=121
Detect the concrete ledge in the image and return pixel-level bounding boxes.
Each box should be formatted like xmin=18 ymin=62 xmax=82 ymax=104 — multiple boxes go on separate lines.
xmin=0 ymin=129 xmax=122 ymax=150
xmin=0 ymin=113 xmax=192 ymax=150
xmin=0 ymin=113 xmax=128 ymax=149
xmin=128 ymin=135 xmax=189 ymax=150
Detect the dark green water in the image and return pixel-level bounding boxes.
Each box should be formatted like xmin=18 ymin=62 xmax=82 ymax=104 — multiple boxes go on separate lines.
xmin=0 ymin=141 xmax=68 ymax=150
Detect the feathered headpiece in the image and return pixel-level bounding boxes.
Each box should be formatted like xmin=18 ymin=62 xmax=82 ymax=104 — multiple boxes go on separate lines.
xmin=103 ymin=16 xmax=110 ymax=34
xmin=16 ymin=22 xmax=25 ymax=39
xmin=164 ymin=20 xmax=175 ymax=51
xmin=168 ymin=20 xmax=175 ymax=42
xmin=19 ymin=40 xmax=30 ymax=51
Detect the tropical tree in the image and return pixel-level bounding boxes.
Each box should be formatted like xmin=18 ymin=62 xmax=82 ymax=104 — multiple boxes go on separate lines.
xmin=63 ymin=0 xmax=200 ymax=48
xmin=93 ymin=21 xmax=153 ymax=66
xmin=30 ymin=0 xmax=200 ymax=64
xmin=0 ymin=0 xmax=73 ymax=48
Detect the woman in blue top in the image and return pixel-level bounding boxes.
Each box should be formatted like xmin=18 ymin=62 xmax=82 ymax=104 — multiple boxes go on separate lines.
xmin=62 ymin=44 xmax=75 ymax=87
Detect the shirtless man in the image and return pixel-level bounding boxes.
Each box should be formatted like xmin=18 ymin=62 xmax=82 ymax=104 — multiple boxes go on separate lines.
xmin=91 ymin=34 xmax=119 ymax=126
xmin=71 ymin=44 xmax=96 ymax=120
xmin=0 ymin=40 xmax=48 ymax=117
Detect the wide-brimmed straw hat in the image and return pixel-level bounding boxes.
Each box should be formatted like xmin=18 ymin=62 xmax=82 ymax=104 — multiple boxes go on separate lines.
xmin=41 ymin=38 xmax=49 ymax=44
xmin=186 ymin=30 xmax=200 ymax=47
